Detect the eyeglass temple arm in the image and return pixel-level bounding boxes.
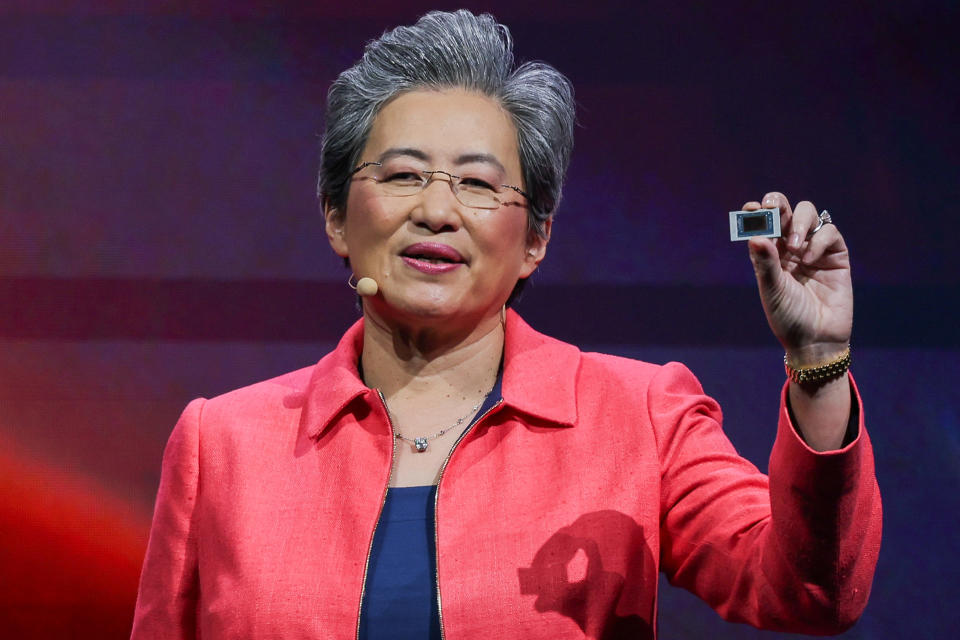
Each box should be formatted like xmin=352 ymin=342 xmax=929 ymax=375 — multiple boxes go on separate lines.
xmin=350 ymin=161 xmax=382 ymax=175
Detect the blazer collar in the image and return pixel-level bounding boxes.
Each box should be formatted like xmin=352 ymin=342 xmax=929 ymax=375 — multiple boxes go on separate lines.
xmin=303 ymin=320 xmax=370 ymax=440
xmin=501 ymin=309 xmax=580 ymax=427
xmin=304 ymin=309 xmax=580 ymax=439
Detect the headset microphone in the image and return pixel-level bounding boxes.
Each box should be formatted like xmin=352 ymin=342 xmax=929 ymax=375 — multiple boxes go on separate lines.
xmin=355 ymin=277 xmax=379 ymax=297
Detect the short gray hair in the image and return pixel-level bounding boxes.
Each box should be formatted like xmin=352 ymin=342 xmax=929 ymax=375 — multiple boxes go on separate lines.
xmin=317 ymin=9 xmax=575 ymax=238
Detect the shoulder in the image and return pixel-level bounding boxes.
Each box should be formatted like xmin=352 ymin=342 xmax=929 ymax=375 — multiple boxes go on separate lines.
xmin=576 ymin=347 xmax=704 ymax=394
xmin=577 ymin=351 xmax=708 ymax=412
xmin=578 ymin=350 xmax=662 ymax=382
xmin=506 ymin=311 xmax=706 ymax=404
xmin=181 ymin=364 xmax=317 ymax=445
xmin=205 ymin=365 xmax=315 ymax=411
xmin=171 ymin=320 xmax=361 ymax=449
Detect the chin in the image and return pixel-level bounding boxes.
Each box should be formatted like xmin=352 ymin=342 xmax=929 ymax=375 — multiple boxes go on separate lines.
xmin=382 ymin=288 xmax=487 ymax=326
xmin=376 ymin=287 xmax=453 ymax=318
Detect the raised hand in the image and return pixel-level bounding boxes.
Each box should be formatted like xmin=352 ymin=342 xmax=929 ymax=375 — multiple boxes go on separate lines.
xmin=742 ymin=192 xmax=852 ymax=367
xmin=741 ymin=191 xmax=853 ymax=451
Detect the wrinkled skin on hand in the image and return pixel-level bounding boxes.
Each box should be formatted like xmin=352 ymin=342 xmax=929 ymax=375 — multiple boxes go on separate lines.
xmin=743 ymin=191 xmax=852 ymax=366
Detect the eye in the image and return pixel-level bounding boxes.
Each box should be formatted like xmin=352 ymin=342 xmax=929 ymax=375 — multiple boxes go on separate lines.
xmin=383 ymin=172 xmax=423 ymax=185
xmin=459 ymin=177 xmax=497 ymax=192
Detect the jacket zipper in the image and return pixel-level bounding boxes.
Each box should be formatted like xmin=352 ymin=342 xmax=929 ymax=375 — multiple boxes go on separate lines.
xmin=355 ymin=390 xmax=399 ymax=640
xmin=434 ymin=399 xmax=503 ymax=640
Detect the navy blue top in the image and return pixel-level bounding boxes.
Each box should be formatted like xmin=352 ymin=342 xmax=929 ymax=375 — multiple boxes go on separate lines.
xmin=358 ymin=377 xmax=502 ymax=640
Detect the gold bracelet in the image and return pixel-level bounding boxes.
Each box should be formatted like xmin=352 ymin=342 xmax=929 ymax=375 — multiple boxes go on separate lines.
xmin=784 ymin=346 xmax=851 ymax=386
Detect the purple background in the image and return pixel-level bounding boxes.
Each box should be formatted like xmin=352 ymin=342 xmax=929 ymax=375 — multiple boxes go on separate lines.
xmin=1 ymin=0 xmax=957 ymax=637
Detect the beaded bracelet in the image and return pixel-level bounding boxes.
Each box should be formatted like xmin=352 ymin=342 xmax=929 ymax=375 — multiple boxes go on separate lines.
xmin=784 ymin=346 xmax=851 ymax=386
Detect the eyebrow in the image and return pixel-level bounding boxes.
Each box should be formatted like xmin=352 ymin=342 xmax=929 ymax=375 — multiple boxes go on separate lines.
xmin=377 ymin=147 xmax=430 ymax=163
xmin=376 ymin=148 xmax=507 ymax=175
xmin=453 ymin=153 xmax=507 ymax=175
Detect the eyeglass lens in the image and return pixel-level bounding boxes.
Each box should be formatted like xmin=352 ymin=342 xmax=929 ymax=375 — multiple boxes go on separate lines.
xmin=364 ymin=163 xmax=503 ymax=209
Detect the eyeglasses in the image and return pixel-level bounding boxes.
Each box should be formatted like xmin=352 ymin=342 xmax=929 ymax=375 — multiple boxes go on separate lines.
xmin=351 ymin=161 xmax=530 ymax=210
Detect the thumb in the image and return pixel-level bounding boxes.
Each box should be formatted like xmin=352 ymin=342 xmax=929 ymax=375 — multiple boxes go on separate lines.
xmin=748 ymin=237 xmax=783 ymax=291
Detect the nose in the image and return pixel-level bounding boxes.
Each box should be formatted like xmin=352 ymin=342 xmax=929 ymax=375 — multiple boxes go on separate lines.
xmin=410 ymin=171 xmax=463 ymax=232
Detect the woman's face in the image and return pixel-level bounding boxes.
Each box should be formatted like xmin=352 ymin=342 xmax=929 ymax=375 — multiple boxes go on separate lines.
xmin=326 ymin=88 xmax=549 ymax=329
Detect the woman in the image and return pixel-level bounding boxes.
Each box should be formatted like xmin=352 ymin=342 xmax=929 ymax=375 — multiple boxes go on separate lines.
xmin=131 ymin=10 xmax=881 ymax=639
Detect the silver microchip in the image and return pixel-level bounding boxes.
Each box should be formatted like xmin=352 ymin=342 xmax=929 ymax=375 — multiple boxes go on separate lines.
xmin=729 ymin=208 xmax=781 ymax=241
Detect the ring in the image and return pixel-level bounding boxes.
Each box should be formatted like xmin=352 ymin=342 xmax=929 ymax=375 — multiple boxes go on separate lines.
xmin=809 ymin=209 xmax=833 ymax=235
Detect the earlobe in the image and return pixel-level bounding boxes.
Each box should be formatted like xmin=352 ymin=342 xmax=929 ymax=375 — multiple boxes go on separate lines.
xmin=324 ymin=203 xmax=349 ymax=258
xmin=521 ymin=217 xmax=552 ymax=276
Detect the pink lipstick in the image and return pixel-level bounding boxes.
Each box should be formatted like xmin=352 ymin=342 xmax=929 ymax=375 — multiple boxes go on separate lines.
xmin=400 ymin=242 xmax=465 ymax=274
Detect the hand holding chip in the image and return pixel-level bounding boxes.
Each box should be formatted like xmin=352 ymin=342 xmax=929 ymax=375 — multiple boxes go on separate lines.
xmin=738 ymin=192 xmax=854 ymax=449
xmin=739 ymin=192 xmax=852 ymax=368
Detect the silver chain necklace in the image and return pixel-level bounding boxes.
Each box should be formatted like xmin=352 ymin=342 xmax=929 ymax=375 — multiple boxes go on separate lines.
xmin=391 ymin=389 xmax=492 ymax=453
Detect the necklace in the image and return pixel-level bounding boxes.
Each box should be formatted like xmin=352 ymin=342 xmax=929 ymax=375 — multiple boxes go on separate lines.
xmin=391 ymin=389 xmax=492 ymax=453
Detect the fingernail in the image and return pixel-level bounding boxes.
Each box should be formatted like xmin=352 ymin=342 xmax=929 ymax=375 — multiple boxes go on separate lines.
xmin=789 ymin=233 xmax=800 ymax=249
xmin=763 ymin=196 xmax=776 ymax=207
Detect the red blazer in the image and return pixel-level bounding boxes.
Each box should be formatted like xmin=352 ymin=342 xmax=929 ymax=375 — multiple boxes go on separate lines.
xmin=131 ymin=311 xmax=881 ymax=639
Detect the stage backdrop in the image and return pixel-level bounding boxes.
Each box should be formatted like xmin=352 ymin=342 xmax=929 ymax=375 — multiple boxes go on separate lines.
xmin=1 ymin=1 xmax=957 ymax=637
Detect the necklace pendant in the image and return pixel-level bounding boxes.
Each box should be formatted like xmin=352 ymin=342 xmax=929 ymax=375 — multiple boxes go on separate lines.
xmin=414 ymin=437 xmax=429 ymax=452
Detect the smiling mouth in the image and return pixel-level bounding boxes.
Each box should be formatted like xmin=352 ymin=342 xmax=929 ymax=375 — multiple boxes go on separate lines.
xmin=400 ymin=243 xmax=465 ymax=264
xmin=404 ymin=254 xmax=457 ymax=264
xmin=400 ymin=243 xmax=465 ymax=274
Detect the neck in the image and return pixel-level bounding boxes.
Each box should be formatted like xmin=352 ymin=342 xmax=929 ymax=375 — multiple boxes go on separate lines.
xmin=360 ymin=307 xmax=505 ymax=402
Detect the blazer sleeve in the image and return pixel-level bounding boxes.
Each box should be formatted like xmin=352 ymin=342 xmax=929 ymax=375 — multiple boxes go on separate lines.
xmin=651 ymin=362 xmax=882 ymax=635
xmin=130 ymin=398 xmax=205 ymax=640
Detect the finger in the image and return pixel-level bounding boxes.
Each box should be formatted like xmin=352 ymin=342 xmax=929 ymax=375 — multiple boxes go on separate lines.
xmin=741 ymin=200 xmax=762 ymax=211
xmin=759 ymin=191 xmax=793 ymax=248
xmin=747 ymin=236 xmax=784 ymax=292
xmin=762 ymin=191 xmax=793 ymax=219
xmin=786 ymin=200 xmax=818 ymax=253
xmin=802 ymin=222 xmax=845 ymax=265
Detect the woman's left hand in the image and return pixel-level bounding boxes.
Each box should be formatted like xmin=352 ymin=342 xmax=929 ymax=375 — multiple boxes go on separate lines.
xmin=743 ymin=191 xmax=852 ymax=366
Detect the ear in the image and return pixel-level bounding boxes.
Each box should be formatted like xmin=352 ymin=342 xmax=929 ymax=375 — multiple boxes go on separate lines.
xmin=519 ymin=216 xmax=552 ymax=279
xmin=324 ymin=201 xmax=349 ymax=258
